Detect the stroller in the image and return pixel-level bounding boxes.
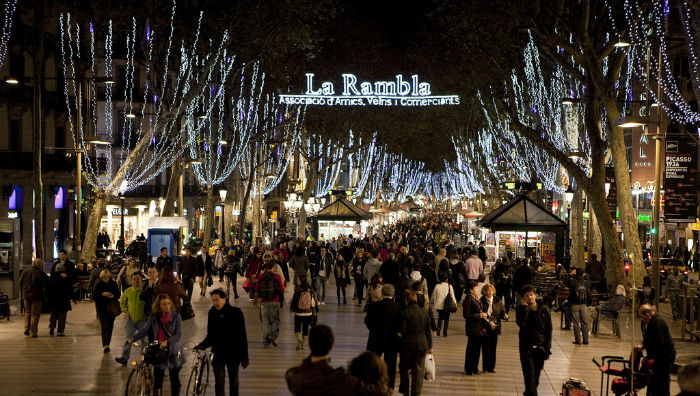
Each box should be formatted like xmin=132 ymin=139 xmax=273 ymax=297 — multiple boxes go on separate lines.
xmin=592 ymin=346 xmax=652 ymax=396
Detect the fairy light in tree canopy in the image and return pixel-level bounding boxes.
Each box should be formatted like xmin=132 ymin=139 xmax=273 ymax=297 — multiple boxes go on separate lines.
xmin=0 ymin=0 xmax=18 ymax=71
xmin=59 ymin=2 xmax=232 ymax=195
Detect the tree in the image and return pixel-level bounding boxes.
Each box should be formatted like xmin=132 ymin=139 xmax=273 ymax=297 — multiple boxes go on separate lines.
xmin=60 ymin=8 xmax=231 ymax=263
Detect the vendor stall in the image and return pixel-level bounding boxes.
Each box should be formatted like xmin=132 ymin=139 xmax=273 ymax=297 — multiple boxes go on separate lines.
xmin=314 ymin=198 xmax=373 ymax=240
xmin=476 ymin=194 xmax=567 ymax=269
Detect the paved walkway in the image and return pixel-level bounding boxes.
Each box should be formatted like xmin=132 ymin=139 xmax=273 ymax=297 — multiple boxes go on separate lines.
xmin=0 ymin=276 xmax=695 ymax=395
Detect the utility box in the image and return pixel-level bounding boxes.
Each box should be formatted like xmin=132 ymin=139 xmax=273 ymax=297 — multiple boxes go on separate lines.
xmin=0 ymin=219 xmax=21 ymax=298
xmin=147 ymin=217 xmax=187 ymax=266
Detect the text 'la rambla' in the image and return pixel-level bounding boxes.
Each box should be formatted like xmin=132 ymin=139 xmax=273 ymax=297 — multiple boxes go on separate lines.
xmin=305 ymin=73 xmax=432 ymax=96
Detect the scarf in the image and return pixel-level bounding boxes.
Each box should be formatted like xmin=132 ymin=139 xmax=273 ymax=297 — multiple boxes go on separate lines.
xmin=157 ymin=312 xmax=171 ymax=342
xmin=486 ymin=296 xmax=494 ymax=316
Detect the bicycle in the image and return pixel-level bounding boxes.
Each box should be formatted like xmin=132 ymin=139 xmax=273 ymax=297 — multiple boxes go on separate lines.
xmin=124 ymin=341 xmax=159 ymax=396
xmin=185 ymin=348 xmax=211 ymax=396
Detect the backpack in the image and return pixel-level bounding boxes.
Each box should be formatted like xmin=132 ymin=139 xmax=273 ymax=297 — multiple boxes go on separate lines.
xmin=297 ymin=291 xmax=312 ymax=312
xmin=258 ymin=272 xmax=279 ymax=300
xmin=575 ymin=284 xmax=589 ymax=305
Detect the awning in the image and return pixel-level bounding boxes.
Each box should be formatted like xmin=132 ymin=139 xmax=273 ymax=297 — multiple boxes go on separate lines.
xmin=316 ymin=198 xmax=372 ymax=221
xmin=476 ymin=195 xmax=566 ymax=232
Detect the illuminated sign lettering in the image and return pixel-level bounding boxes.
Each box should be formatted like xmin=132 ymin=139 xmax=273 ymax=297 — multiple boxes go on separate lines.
xmin=279 ymin=73 xmax=460 ymax=107
xmin=111 ymin=208 xmax=129 ymax=216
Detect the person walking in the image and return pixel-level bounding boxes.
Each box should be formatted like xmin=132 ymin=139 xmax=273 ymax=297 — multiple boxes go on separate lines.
xmin=178 ymin=247 xmax=197 ymax=302
xmin=352 ymin=246 xmax=368 ymax=306
xmin=465 ymin=250 xmax=483 ymax=283
xmin=140 ymin=266 xmax=160 ymax=318
xmin=289 ymin=245 xmax=310 ymax=286
xmin=256 ymin=261 xmax=285 ymax=347
xmin=513 ymin=259 xmax=535 ymax=302
xmin=51 ymin=249 xmax=75 ymax=279
xmin=195 ymin=289 xmax=249 ymax=396
xmin=334 ymin=254 xmax=351 ymax=305
xmin=449 ymin=253 xmax=467 ymax=303
xmin=93 ymin=269 xmax=121 ymax=352
xmin=290 ymin=275 xmax=318 ymax=351
xmin=20 ymin=258 xmax=48 ymax=337
xmin=431 ymin=272 xmax=456 ymax=337
xmin=480 ymin=284 xmax=507 ymax=373
xmin=128 ymin=294 xmax=183 ymax=396
xmin=155 ymin=247 xmax=173 ymax=272
xmin=566 ymin=268 xmax=590 ymax=345
xmin=117 ymin=258 xmax=139 ymax=291
xmin=315 ymin=246 xmax=333 ymax=305
xmin=463 ymin=280 xmax=488 ymax=375
xmin=492 ymin=258 xmax=513 ymax=313
xmin=155 ymin=266 xmax=187 ymax=313
xmin=364 ymin=284 xmax=401 ymax=391
xmin=224 ymin=249 xmax=241 ymax=300
xmin=47 ymin=258 xmax=75 ymax=337
xmin=115 ymin=272 xmax=147 ymax=366
xmin=215 ymin=244 xmax=226 ymax=282
xmin=639 ymin=304 xmax=676 ymax=396
xmin=197 ymin=246 xmax=214 ymax=297
xmin=516 ymin=285 xmax=552 ymax=396
xmin=666 ymin=268 xmax=683 ymax=321
xmin=398 ymin=288 xmax=433 ymax=396
xmin=245 ymin=248 xmax=263 ymax=303
xmin=379 ymin=253 xmax=400 ymax=289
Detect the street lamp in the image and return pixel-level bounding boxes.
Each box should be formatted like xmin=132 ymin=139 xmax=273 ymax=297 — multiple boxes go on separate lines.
xmin=219 ymin=189 xmax=227 ymax=243
xmin=120 ymin=195 xmax=126 ymax=253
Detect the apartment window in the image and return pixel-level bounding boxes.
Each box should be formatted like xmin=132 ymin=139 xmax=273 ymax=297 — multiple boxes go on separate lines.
xmin=9 ymin=53 xmax=24 ymax=80
xmin=9 ymin=119 xmax=21 ymax=151
xmin=55 ymin=126 xmax=65 ymax=148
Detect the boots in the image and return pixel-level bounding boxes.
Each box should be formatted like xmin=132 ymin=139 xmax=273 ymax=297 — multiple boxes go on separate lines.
xmin=295 ymin=332 xmax=303 ymax=351
xmin=302 ymin=336 xmax=307 ymax=350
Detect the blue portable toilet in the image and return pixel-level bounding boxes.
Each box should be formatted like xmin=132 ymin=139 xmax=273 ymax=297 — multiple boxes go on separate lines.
xmin=147 ymin=217 xmax=188 ymax=266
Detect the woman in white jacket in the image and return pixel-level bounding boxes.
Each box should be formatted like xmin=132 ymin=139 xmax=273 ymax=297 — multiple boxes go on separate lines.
xmin=431 ymin=272 xmax=457 ymax=337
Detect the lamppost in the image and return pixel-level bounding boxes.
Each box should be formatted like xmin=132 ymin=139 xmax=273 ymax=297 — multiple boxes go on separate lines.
xmin=219 ymin=188 xmax=227 ymax=244
xmin=120 ymin=195 xmax=126 ymax=253
xmin=565 ymin=186 xmax=575 ymax=254
xmin=283 ymin=193 xmax=304 ymax=237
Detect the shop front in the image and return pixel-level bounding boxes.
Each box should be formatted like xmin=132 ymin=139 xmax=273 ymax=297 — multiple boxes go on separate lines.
xmin=99 ymin=204 xmax=149 ymax=247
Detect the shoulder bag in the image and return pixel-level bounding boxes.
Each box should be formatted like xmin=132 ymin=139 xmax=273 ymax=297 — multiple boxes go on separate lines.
xmin=443 ymin=285 xmax=458 ymax=313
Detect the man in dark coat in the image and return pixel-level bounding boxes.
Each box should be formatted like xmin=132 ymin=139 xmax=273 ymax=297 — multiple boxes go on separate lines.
xmin=398 ymin=289 xmax=433 ymax=396
xmin=156 ymin=247 xmax=173 ymax=272
xmin=463 ymin=280 xmax=488 ymax=375
xmin=197 ymin=247 xmax=214 ymax=296
xmin=178 ymin=247 xmax=197 ymax=302
xmin=639 ymin=304 xmax=676 ymax=396
xmin=513 ymin=259 xmax=535 ymax=302
xmin=364 ymin=284 xmax=401 ymax=390
xmin=20 ymin=258 xmax=48 ymax=337
xmin=51 ymin=249 xmax=75 ymax=280
xmin=286 ymin=324 xmax=387 ymax=396
xmin=379 ymin=254 xmax=400 ymax=288
xmin=478 ymin=241 xmax=487 ymax=264
xmin=47 ymin=258 xmax=75 ymax=336
xmin=195 ymin=289 xmax=249 ymax=396
xmin=516 ymin=285 xmax=552 ymax=396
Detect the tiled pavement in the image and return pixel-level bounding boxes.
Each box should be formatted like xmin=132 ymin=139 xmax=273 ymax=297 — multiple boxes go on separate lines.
xmin=0 ymin=276 xmax=695 ymax=396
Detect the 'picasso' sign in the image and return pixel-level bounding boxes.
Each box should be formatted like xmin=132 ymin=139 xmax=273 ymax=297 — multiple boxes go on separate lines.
xmin=279 ymin=73 xmax=460 ymax=107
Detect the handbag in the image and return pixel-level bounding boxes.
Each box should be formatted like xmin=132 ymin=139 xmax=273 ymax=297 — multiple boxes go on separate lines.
xmin=443 ymin=285 xmax=458 ymax=313
xmin=144 ymin=343 xmax=168 ymax=366
xmin=106 ymin=300 xmax=122 ymax=317
xmin=180 ymin=302 xmax=195 ymax=320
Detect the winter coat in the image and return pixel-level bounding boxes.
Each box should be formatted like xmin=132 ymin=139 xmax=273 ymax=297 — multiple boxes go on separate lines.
xmin=93 ymin=279 xmax=121 ymax=317
xmin=431 ymin=281 xmax=456 ymax=311
xmin=197 ymin=303 xmax=248 ymax=363
xmin=462 ymin=293 xmax=487 ymax=337
xmin=46 ymin=273 xmax=75 ymax=311
xmin=480 ymin=295 xmax=507 ymax=335
xmin=132 ymin=311 xmax=184 ymax=370
xmin=516 ymin=299 xmax=552 ymax=354
xmin=20 ymin=266 xmax=48 ymax=302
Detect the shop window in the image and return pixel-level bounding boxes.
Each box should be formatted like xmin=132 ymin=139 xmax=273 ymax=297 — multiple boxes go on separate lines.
xmin=8 ymin=185 xmax=23 ymax=210
xmin=54 ymin=186 xmax=64 ymax=209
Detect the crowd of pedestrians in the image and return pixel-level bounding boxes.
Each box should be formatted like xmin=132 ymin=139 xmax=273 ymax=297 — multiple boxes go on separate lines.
xmin=16 ymin=214 xmax=687 ymax=396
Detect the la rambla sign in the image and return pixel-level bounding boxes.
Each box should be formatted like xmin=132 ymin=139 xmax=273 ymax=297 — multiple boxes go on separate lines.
xmin=279 ymin=73 xmax=460 ymax=107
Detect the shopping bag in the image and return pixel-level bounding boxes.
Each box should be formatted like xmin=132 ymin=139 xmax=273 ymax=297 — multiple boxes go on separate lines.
xmin=424 ymin=353 xmax=436 ymax=381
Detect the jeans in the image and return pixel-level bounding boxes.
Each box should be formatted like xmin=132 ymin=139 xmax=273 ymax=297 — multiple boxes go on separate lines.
xmin=225 ymin=273 xmax=239 ymax=298
xmin=98 ymin=314 xmax=116 ymax=347
xmin=120 ymin=319 xmax=147 ymax=361
xmin=561 ymin=302 xmax=572 ymax=328
xmin=23 ymin=299 xmax=42 ymax=336
xmin=570 ymin=303 xmax=589 ymax=343
xmin=294 ymin=315 xmax=313 ymax=337
xmin=259 ymin=302 xmax=280 ymax=345
xmin=436 ymin=309 xmax=450 ymax=336
xmin=49 ymin=310 xmax=68 ymax=334
xmin=464 ymin=334 xmax=487 ymax=374
xmin=520 ymin=349 xmax=545 ymax=396
xmin=212 ymin=356 xmax=239 ymax=396
xmin=154 ymin=366 xmax=181 ymax=396
xmin=399 ymin=348 xmax=426 ymax=396
xmin=183 ymin=278 xmax=195 ymax=302
xmin=314 ymin=275 xmax=327 ymax=302
xmin=354 ymin=275 xmax=365 ymax=303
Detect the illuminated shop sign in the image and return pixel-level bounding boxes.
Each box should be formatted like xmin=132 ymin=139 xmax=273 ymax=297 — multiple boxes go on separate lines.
xmin=279 ymin=73 xmax=460 ymax=107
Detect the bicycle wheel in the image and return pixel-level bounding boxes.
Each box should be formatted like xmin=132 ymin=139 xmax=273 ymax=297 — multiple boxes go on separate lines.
xmin=125 ymin=367 xmax=150 ymax=396
xmin=196 ymin=358 xmax=209 ymax=395
xmin=185 ymin=365 xmax=199 ymax=396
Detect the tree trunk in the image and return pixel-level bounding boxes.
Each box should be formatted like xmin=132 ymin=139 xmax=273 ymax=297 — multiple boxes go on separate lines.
xmin=589 ymin=208 xmax=602 ymax=259
xmin=601 ymin=100 xmax=645 ymax=287
xmin=238 ymin=175 xmax=253 ymax=241
xmin=570 ymin=189 xmax=585 ymax=269
xmin=161 ymin=160 xmax=181 ymax=217
xmin=81 ymin=191 xmax=108 ymax=264
xmin=224 ymin=171 xmax=238 ymax=244
xmin=203 ymin=186 xmax=214 ymax=249
xmin=32 ymin=3 xmax=46 ymax=260
xmin=587 ymin=183 xmax=626 ymax=293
